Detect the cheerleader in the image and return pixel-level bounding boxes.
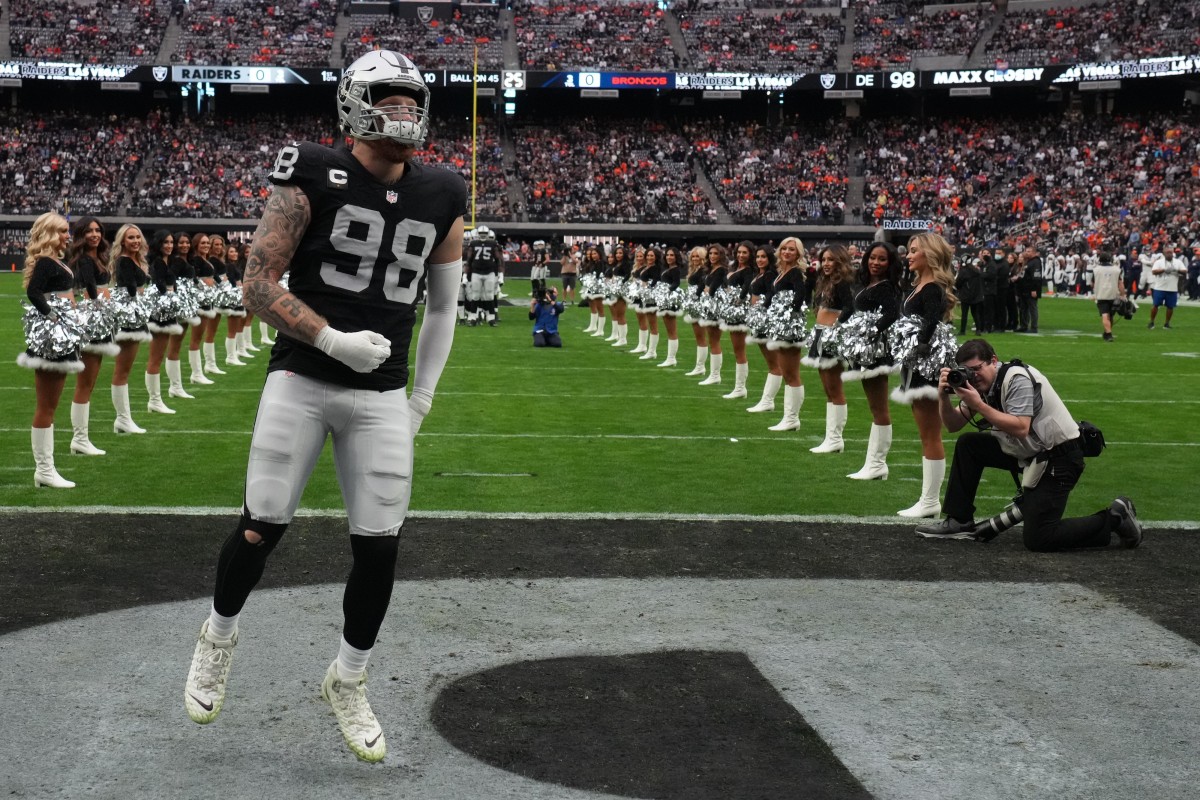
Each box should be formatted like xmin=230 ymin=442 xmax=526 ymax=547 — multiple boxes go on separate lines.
xmin=189 ymin=233 xmax=222 ymax=381
xmin=696 ymin=243 xmax=728 ymax=386
xmin=19 ymin=212 xmax=82 ymax=488
xmin=582 ymin=244 xmax=607 ymax=335
xmin=654 ymin=246 xmax=685 ymax=367
xmin=145 ymin=230 xmax=183 ymax=415
xmin=627 ymin=246 xmax=650 ymax=354
xmin=607 ymin=244 xmax=632 ymax=347
xmin=892 ymin=233 xmax=958 ymax=518
xmin=225 ymin=242 xmax=252 ymax=361
xmin=717 ymin=240 xmax=756 ymax=399
xmin=745 ymin=244 xmax=781 ymax=413
xmin=682 ymin=246 xmax=710 ymax=376
xmin=109 ymin=223 xmax=153 ymax=434
xmin=636 ymin=247 xmax=662 ymax=361
xmin=843 ymin=242 xmax=903 ymax=480
xmin=804 ymin=245 xmax=856 ymax=453
xmin=765 ymin=237 xmax=809 ymax=431
xmin=68 ymin=216 xmax=118 ymax=457
xmin=599 ymin=248 xmax=619 ymax=339
xmin=164 ymin=231 xmax=199 ymax=400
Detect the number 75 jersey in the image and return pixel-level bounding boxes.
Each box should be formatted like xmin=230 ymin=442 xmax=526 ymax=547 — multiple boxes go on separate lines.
xmin=267 ymin=141 xmax=467 ymax=391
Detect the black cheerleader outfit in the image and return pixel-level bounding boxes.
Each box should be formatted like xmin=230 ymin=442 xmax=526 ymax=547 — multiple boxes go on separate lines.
xmin=73 ymin=253 xmax=120 ymax=356
xmin=891 ymin=281 xmax=949 ymax=404
xmin=114 ymin=256 xmax=152 ymax=342
xmin=638 ymin=261 xmax=661 ymax=312
xmin=19 ymin=257 xmax=83 ymax=372
xmin=842 ymin=280 xmax=901 ymax=380
xmin=803 ymin=280 xmax=856 ymax=368
xmin=698 ymin=264 xmax=727 ymax=328
xmin=766 ymin=267 xmax=808 ymax=350
xmin=746 ymin=267 xmax=777 ymax=345
xmin=656 ymin=264 xmax=682 ymax=317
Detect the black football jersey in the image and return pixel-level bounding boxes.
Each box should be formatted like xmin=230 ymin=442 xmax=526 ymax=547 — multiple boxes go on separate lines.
xmin=266 ymin=141 xmax=466 ymax=391
xmin=467 ymin=240 xmax=502 ymax=275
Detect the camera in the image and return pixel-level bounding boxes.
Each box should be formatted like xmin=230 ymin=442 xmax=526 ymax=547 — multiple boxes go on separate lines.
xmin=533 ymin=285 xmax=556 ymax=303
xmin=943 ymin=366 xmax=975 ymax=393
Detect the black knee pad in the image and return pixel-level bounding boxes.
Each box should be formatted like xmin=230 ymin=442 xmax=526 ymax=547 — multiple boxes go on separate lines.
xmin=212 ymin=511 xmax=290 ymax=617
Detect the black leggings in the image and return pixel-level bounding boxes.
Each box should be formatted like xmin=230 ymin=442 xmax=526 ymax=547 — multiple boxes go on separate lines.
xmin=942 ymin=433 xmax=1113 ymax=552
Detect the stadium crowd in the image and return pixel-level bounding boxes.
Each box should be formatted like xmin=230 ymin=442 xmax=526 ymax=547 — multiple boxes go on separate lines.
xmin=341 ymin=8 xmax=504 ymax=68
xmin=6 ymin=0 xmax=1200 ymax=72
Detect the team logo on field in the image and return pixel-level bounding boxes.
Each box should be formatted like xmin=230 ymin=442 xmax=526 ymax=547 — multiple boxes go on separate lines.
xmin=152 ymin=66 xmax=168 ymax=82
xmin=386 ymin=190 xmax=399 ymax=204
xmin=820 ymin=74 xmax=836 ymax=90
xmin=417 ymin=6 xmax=435 ymax=24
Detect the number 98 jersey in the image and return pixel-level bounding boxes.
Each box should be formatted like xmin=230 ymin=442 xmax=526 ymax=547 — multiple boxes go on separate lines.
xmin=267 ymin=141 xmax=467 ymax=391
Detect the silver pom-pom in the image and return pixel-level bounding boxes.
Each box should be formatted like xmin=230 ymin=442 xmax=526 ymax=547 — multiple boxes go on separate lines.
xmin=681 ymin=285 xmax=705 ymax=320
xmin=76 ymin=297 xmax=117 ymax=345
xmin=887 ymin=315 xmax=958 ymax=380
xmin=174 ymin=278 xmax=203 ymax=324
xmin=110 ymin=290 xmax=149 ymax=331
xmin=715 ymin=286 xmax=749 ymax=328
xmin=212 ymin=281 xmax=243 ymax=311
xmin=654 ymin=282 xmax=684 ymax=313
xmin=144 ymin=285 xmax=184 ymax=325
xmin=745 ymin=299 xmax=771 ymax=340
xmin=764 ymin=290 xmax=810 ymax=344
xmin=830 ymin=311 xmax=889 ymax=369
xmin=580 ymin=272 xmax=602 ymax=298
xmin=22 ymin=297 xmax=84 ymax=360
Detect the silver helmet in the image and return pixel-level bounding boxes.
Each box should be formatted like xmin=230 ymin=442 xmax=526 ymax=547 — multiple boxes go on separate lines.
xmin=337 ymin=50 xmax=431 ymax=147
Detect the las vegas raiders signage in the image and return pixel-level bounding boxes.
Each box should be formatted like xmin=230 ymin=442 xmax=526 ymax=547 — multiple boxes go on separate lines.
xmin=2 ymin=54 xmax=1199 ymax=90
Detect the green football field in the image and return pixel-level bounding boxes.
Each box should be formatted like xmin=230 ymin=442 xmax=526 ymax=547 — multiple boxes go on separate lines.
xmin=2 ymin=274 xmax=1196 ymax=524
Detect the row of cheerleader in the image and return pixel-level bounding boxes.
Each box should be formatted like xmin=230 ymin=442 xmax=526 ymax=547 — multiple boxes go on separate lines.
xmin=579 ymin=233 xmax=962 ymax=518
xmin=16 ymin=212 xmax=275 ymax=489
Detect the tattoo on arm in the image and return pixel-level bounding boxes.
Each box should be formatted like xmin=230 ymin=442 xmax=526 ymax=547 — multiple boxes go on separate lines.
xmin=241 ymin=185 xmax=328 ymax=344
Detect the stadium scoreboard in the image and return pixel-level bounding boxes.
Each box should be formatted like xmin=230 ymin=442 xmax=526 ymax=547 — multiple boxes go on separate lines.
xmin=2 ymin=55 xmax=1198 ymax=91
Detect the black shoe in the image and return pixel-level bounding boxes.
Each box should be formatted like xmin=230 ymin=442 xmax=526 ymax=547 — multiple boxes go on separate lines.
xmin=1110 ymin=497 xmax=1143 ymax=549
xmin=467 ymin=319 xmax=478 ymax=327
xmin=1102 ymin=332 xmax=1113 ymax=341
xmin=488 ymin=320 xmax=498 ymax=327
xmin=1164 ymin=323 xmax=1172 ymax=329
xmin=915 ymin=517 xmax=977 ymax=540
xmin=1015 ymin=327 xmax=1028 ymax=333
xmin=1147 ymin=322 xmax=1155 ymax=329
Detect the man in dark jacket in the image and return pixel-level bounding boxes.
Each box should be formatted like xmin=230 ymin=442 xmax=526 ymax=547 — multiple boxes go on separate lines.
xmin=1017 ymin=245 xmax=1044 ymax=333
xmin=990 ymin=249 xmax=1008 ymax=332
xmin=956 ymin=256 xmax=984 ymax=335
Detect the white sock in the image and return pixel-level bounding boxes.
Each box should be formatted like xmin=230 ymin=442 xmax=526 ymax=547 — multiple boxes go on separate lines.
xmin=206 ymin=606 xmax=239 ymax=641
xmin=336 ymin=637 xmax=372 ymax=682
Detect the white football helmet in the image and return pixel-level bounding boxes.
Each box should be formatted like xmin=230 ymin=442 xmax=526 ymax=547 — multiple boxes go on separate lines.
xmin=475 ymin=226 xmax=494 ymax=241
xmin=337 ymin=50 xmax=431 ymax=147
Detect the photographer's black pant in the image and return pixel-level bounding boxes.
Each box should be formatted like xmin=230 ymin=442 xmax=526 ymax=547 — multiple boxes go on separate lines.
xmin=943 ymin=433 xmax=1114 ymax=552
xmin=533 ymin=331 xmax=562 ymax=348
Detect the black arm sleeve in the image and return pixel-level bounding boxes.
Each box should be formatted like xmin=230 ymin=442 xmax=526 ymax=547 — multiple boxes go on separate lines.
xmin=834 ymin=282 xmax=856 ymax=323
xmin=116 ymin=257 xmax=145 ymax=298
xmin=909 ymin=283 xmax=946 ymax=343
xmin=662 ymin=266 xmax=681 ymax=290
xmin=26 ymin=258 xmax=64 ymax=315
xmin=149 ymin=258 xmax=172 ymax=293
xmin=72 ymin=255 xmax=100 ymax=301
xmin=704 ymin=266 xmax=727 ymax=293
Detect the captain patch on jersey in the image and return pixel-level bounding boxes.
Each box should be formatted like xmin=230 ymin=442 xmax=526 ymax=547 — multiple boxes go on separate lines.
xmin=266 ymin=141 xmax=467 ymax=391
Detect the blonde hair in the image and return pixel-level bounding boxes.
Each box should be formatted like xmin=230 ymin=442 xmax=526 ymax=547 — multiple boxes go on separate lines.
xmin=687 ymin=246 xmax=707 ymax=277
xmin=908 ymin=232 xmax=958 ymax=321
xmin=108 ymin=223 xmax=147 ymax=275
xmin=776 ymin=236 xmax=807 ymax=273
xmin=23 ymin=212 xmax=70 ymax=288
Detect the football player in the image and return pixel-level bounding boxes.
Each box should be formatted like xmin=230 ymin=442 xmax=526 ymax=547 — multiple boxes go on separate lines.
xmin=183 ymin=50 xmax=466 ymax=764
xmin=467 ymin=225 xmax=502 ymax=326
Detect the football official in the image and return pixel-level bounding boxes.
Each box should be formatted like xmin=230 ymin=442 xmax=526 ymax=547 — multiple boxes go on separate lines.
xmin=914 ymin=339 xmax=1143 ymax=552
xmin=184 ymin=50 xmax=466 ymax=763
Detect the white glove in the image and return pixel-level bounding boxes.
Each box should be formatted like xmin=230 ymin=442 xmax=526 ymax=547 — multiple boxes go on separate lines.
xmin=409 ymin=388 xmax=433 ymax=438
xmin=314 ymin=326 xmax=391 ymax=373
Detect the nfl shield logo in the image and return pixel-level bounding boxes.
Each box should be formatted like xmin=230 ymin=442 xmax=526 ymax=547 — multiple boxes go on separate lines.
xmin=386 ymin=190 xmax=398 ymax=204
xmin=152 ymin=66 xmax=168 ymax=82
xmin=820 ymin=74 xmax=836 ymax=90
xmin=417 ymin=5 xmax=434 ymax=24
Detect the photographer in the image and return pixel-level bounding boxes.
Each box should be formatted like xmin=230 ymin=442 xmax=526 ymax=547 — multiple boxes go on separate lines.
xmin=914 ymin=339 xmax=1143 ymax=552
xmin=530 ymin=285 xmax=565 ymax=348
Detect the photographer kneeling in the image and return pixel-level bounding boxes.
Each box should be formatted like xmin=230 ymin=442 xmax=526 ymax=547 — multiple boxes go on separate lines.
xmin=530 ymin=286 xmax=565 ymax=348
xmin=915 ymin=339 xmax=1142 ymax=551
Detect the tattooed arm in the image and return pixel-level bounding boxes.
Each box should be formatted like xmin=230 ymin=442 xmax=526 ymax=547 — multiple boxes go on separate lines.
xmin=241 ymin=184 xmax=326 ymax=345
xmin=243 ymin=184 xmax=391 ymax=372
